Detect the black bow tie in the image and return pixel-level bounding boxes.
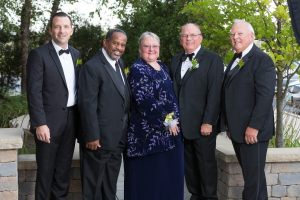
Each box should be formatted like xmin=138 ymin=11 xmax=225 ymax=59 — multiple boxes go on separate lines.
xmin=181 ymin=53 xmax=194 ymax=61
xmin=233 ymin=52 xmax=242 ymax=59
xmin=59 ymin=49 xmax=70 ymax=55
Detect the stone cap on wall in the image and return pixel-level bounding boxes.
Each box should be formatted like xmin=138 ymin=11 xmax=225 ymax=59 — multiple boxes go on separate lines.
xmin=0 ymin=128 xmax=23 ymax=149
xmin=216 ymin=132 xmax=300 ymax=163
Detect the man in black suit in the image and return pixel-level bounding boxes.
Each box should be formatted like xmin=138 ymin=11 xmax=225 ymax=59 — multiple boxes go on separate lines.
xmin=26 ymin=12 xmax=80 ymax=199
xmin=78 ymin=29 xmax=130 ymax=200
xmin=169 ymin=23 xmax=224 ymax=200
xmin=222 ymin=19 xmax=276 ymax=199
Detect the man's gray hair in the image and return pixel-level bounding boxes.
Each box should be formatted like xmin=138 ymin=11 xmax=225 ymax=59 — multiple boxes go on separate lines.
xmin=231 ymin=19 xmax=255 ymax=36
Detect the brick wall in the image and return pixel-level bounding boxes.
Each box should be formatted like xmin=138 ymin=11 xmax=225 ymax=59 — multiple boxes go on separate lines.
xmin=217 ymin=133 xmax=300 ymax=200
xmin=0 ymin=128 xmax=23 ymax=200
xmin=17 ymin=133 xmax=300 ymax=200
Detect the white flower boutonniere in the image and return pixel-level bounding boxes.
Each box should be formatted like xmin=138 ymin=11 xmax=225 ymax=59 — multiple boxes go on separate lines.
xmin=237 ymin=59 xmax=245 ymax=69
xmin=190 ymin=58 xmax=199 ymax=70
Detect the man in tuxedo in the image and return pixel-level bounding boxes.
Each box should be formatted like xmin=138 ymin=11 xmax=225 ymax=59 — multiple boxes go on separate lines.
xmin=222 ymin=19 xmax=276 ymax=199
xmin=169 ymin=23 xmax=223 ymax=200
xmin=26 ymin=12 xmax=80 ymax=199
xmin=78 ymin=29 xmax=130 ymax=200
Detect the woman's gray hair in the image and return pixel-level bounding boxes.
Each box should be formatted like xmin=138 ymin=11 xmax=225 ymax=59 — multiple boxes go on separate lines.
xmin=138 ymin=32 xmax=160 ymax=47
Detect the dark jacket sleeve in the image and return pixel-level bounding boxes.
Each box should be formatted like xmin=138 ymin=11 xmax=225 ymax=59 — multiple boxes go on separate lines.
xmin=26 ymin=49 xmax=47 ymax=128
xmin=248 ymin=55 xmax=276 ymax=130
xmin=78 ymin=60 xmax=101 ymax=142
xmin=203 ymin=54 xmax=224 ymax=125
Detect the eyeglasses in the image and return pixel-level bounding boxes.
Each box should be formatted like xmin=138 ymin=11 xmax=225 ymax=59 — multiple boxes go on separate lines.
xmin=142 ymin=45 xmax=160 ymax=49
xmin=180 ymin=33 xmax=202 ymax=38
xmin=230 ymin=32 xmax=246 ymax=37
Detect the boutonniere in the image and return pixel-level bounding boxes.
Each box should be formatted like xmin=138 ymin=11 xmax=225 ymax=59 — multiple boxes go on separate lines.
xmin=237 ymin=59 xmax=245 ymax=69
xmin=190 ymin=58 xmax=199 ymax=70
xmin=124 ymin=66 xmax=130 ymax=76
xmin=76 ymin=58 xmax=82 ymax=67
xmin=163 ymin=112 xmax=174 ymax=127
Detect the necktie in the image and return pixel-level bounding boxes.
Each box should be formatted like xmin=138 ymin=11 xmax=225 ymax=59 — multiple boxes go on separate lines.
xmin=181 ymin=53 xmax=194 ymax=61
xmin=115 ymin=61 xmax=124 ymax=85
xmin=59 ymin=49 xmax=70 ymax=55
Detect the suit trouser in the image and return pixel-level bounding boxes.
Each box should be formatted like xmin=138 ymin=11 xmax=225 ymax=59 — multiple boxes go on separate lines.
xmin=232 ymin=141 xmax=268 ymax=200
xmin=34 ymin=108 xmax=76 ymax=200
xmin=80 ymin=140 xmax=125 ymax=200
xmin=184 ymin=134 xmax=218 ymax=200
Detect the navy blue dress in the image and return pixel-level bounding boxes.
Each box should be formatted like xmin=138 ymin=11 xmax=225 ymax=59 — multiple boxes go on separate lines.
xmin=124 ymin=58 xmax=184 ymax=200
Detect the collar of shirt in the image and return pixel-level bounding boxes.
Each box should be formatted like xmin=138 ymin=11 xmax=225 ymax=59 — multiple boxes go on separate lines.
xmin=234 ymin=42 xmax=253 ymax=59
xmin=52 ymin=40 xmax=69 ymax=56
xmin=230 ymin=43 xmax=254 ymax=70
xmin=102 ymin=48 xmax=117 ymax=70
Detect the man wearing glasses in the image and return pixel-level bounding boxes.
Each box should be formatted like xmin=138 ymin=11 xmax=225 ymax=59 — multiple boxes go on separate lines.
xmin=169 ymin=23 xmax=224 ymax=200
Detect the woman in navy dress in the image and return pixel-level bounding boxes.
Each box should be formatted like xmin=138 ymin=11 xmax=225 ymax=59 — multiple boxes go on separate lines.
xmin=124 ymin=31 xmax=184 ymax=200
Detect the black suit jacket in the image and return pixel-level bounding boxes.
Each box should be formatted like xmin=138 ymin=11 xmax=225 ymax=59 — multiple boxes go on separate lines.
xmin=78 ymin=50 xmax=130 ymax=150
xmin=288 ymin=0 xmax=300 ymax=45
xmin=27 ymin=41 xmax=80 ymax=136
xmin=169 ymin=47 xmax=224 ymax=139
xmin=221 ymin=45 xmax=276 ymax=143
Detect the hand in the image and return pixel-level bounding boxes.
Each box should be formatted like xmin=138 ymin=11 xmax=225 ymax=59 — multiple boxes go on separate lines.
xmin=36 ymin=125 xmax=51 ymax=143
xmin=168 ymin=123 xmax=180 ymax=136
xmin=245 ymin=127 xmax=258 ymax=144
xmin=200 ymin=123 xmax=212 ymax=136
xmin=86 ymin=139 xmax=101 ymax=150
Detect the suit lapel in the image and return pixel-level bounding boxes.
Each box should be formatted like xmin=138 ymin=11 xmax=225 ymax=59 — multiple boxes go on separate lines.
xmin=181 ymin=48 xmax=205 ymax=86
xmin=173 ymin=54 xmax=183 ymax=94
xmin=225 ymin=45 xmax=256 ymax=87
xmin=119 ymin=60 xmax=131 ymax=104
xmin=69 ymin=47 xmax=78 ymax=68
xmin=48 ymin=42 xmax=67 ymax=88
xmin=98 ymin=52 xmax=126 ymax=101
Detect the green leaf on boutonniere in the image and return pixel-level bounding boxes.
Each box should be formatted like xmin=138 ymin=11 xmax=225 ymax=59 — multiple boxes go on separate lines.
xmin=76 ymin=58 xmax=82 ymax=66
xmin=238 ymin=59 xmax=245 ymax=69
xmin=190 ymin=58 xmax=199 ymax=70
xmin=124 ymin=66 xmax=130 ymax=76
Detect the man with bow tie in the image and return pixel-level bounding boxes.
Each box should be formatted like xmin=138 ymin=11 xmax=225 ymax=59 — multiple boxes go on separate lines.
xmin=169 ymin=23 xmax=224 ymax=200
xmin=221 ymin=19 xmax=276 ymax=199
xmin=26 ymin=12 xmax=80 ymax=199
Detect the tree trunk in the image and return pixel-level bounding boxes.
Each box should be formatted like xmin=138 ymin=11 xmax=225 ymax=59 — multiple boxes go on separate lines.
xmin=42 ymin=0 xmax=61 ymax=43
xmin=20 ymin=0 xmax=32 ymax=94
xmin=275 ymin=72 xmax=284 ymax=147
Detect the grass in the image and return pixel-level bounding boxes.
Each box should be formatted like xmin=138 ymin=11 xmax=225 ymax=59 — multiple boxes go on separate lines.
xmin=270 ymin=103 xmax=300 ymax=147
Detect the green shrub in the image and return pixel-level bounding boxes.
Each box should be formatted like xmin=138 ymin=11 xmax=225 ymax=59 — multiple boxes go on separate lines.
xmin=0 ymin=95 xmax=28 ymax=127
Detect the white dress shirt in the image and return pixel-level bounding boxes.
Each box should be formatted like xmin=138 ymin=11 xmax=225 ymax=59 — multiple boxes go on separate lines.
xmin=181 ymin=45 xmax=201 ymax=78
xmin=52 ymin=40 xmax=76 ymax=107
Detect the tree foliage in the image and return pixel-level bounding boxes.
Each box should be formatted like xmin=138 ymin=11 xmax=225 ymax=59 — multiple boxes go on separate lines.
xmin=70 ymin=24 xmax=104 ymax=63
xmin=116 ymin=0 xmax=190 ymax=66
